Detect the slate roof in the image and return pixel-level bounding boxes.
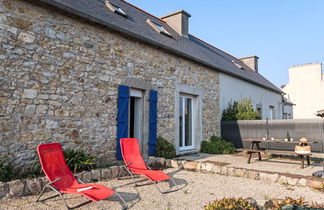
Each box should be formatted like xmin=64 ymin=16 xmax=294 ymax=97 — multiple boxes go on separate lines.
xmin=38 ymin=0 xmax=282 ymax=93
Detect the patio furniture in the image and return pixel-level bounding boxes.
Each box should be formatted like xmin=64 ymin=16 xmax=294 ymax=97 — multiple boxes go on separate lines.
xmin=36 ymin=143 xmax=128 ymax=209
xmin=242 ymin=138 xmax=317 ymax=168
xmin=118 ymin=138 xmax=179 ymax=194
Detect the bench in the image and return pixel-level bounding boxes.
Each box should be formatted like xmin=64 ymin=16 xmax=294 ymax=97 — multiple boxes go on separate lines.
xmin=239 ymin=148 xmax=312 ymax=168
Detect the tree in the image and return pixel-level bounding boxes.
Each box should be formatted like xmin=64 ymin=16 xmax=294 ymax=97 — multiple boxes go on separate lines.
xmin=222 ymin=98 xmax=261 ymax=121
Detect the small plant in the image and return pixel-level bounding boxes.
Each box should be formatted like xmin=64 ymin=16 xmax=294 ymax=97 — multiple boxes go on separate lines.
xmin=204 ymin=197 xmax=257 ymax=210
xmin=63 ymin=149 xmax=96 ymax=173
xmin=156 ymin=137 xmax=176 ymax=159
xmin=201 ymin=136 xmax=235 ymax=154
xmin=0 ymin=157 xmax=14 ymax=182
xmin=271 ymin=197 xmax=305 ymax=209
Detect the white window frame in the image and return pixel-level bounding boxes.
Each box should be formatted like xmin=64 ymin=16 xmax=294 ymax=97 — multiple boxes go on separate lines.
xmin=175 ymin=85 xmax=202 ymax=155
xmin=269 ymin=106 xmax=274 ymax=120
xmin=146 ymin=19 xmax=172 ymax=37
xmin=179 ymin=94 xmax=195 ymax=151
xmin=105 ymin=1 xmax=127 ymax=18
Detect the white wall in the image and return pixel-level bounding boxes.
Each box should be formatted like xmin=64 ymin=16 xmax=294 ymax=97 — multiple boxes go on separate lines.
xmin=282 ymin=63 xmax=324 ymax=119
xmin=219 ymin=73 xmax=283 ymax=119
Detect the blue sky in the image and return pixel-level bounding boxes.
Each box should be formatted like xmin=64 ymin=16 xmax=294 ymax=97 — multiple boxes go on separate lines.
xmin=127 ymin=0 xmax=324 ymax=87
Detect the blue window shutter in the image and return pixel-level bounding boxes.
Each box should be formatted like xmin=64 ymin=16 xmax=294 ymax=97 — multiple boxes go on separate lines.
xmin=148 ymin=90 xmax=158 ymax=156
xmin=116 ymin=85 xmax=129 ymax=160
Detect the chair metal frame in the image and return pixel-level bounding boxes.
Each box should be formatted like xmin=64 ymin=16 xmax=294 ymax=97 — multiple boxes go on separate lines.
xmin=117 ymin=161 xmax=179 ymax=194
xmin=36 ymin=173 xmax=128 ymax=209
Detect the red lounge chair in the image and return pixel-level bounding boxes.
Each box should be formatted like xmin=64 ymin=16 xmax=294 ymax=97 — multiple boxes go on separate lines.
xmin=36 ymin=143 xmax=127 ymax=209
xmin=119 ymin=138 xmax=179 ymax=194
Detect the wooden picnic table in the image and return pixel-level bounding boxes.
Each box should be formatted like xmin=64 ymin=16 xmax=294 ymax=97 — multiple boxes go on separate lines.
xmin=242 ymin=138 xmax=317 ymax=168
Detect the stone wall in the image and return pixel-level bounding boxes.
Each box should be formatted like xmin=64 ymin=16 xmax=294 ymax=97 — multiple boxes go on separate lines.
xmin=0 ymin=0 xmax=220 ymax=169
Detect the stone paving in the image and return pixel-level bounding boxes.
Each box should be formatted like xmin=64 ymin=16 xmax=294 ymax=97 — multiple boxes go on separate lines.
xmin=176 ymin=153 xmax=324 ymax=177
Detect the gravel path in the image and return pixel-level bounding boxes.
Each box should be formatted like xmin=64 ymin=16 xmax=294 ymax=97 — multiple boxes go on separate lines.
xmin=1 ymin=168 xmax=323 ymax=210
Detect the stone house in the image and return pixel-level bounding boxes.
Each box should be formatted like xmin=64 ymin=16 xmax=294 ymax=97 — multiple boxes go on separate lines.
xmin=0 ymin=0 xmax=281 ymax=167
xmin=282 ymin=63 xmax=324 ymax=119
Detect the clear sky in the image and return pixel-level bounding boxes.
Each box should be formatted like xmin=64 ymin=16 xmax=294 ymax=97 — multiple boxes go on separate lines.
xmin=127 ymin=0 xmax=324 ymax=87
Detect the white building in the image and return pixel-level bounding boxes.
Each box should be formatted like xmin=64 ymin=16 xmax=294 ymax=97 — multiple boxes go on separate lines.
xmin=282 ymin=63 xmax=324 ymax=119
xmin=219 ymin=56 xmax=290 ymax=120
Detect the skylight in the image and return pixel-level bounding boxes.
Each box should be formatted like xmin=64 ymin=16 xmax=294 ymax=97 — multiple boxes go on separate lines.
xmin=105 ymin=1 xmax=127 ymax=18
xmin=232 ymin=60 xmax=245 ymax=70
xmin=147 ymin=19 xmax=172 ymax=38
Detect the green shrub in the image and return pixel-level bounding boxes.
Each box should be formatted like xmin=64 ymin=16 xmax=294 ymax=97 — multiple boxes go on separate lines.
xmin=205 ymin=197 xmax=257 ymax=210
xmin=0 ymin=157 xmax=14 ymax=182
xmin=222 ymin=98 xmax=261 ymax=121
xmin=156 ymin=137 xmax=176 ymax=159
xmin=63 ymin=149 xmax=96 ymax=173
xmin=201 ymin=136 xmax=235 ymax=154
xmin=222 ymin=101 xmax=238 ymax=121
xmin=30 ymin=148 xmax=96 ymax=175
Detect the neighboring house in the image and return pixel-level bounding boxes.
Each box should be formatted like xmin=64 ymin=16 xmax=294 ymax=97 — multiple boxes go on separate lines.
xmin=282 ymin=63 xmax=324 ymax=119
xmin=0 ymin=0 xmax=281 ymax=167
xmin=282 ymin=96 xmax=294 ymax=119
xmin=219 ymin=55 xmax=284 ymax=120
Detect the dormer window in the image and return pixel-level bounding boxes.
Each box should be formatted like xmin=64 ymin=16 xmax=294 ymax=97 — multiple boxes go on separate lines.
xmin=105 ymin=1 xmax=127 ymax=18
xmin=147 ymin=19 xmax=172 ymax=38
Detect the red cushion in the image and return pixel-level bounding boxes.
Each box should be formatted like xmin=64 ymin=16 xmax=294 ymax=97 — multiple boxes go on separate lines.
xmin=37 ymin=143 xmax=114 ymax=201
xmin=61 ymin=183 xmax=114 ymax=201
xmin=130 ymin=168 xmax=170 ymax=181
xmin=120 ymin=138 xmax=170 ymax=182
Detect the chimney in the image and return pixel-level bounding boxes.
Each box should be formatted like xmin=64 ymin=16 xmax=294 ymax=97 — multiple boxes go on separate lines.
xmin=161 ymin=10 xmax=191 ymax=38
xmin=239 ymin=56 xmax=259 ymax=73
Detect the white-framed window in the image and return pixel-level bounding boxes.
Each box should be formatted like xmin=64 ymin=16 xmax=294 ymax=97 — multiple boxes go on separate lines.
xmin=105 ymin=1 xmax=127 ymax=18
xmin=146 ymin=19 xmax=172 ymax=37
xmin=179 ymin=94 xmax=195 ymax=151
xmin=269 ymin=106 xmax=275 ymax=120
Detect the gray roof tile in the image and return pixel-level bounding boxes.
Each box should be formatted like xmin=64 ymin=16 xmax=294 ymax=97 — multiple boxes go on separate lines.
xmin=38 ymin=0 xmax=282 ymax=93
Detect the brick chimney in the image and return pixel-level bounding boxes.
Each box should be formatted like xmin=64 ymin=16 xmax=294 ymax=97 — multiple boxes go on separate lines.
xmin=161 ymin=10 xmax=191 ymax=38
xmin=240 ymin=56 xmax=259 ymax=73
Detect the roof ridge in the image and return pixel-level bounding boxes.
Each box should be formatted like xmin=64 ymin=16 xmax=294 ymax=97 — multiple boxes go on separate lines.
xmin=121 ymin=0 xmax=166 ymax=23
xmin=189 ymin=33 xmax=239 ymax=62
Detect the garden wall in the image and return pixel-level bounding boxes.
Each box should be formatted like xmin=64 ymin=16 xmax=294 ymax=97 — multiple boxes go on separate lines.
xmin=221 ymin=119 xmax=324 ymax=152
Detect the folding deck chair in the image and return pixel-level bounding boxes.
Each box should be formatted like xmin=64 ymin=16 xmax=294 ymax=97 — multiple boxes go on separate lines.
xmin=36 ymin=143 xmax=127 ymax=209
xmin=118 ymin=138 xmax=179 ymax=194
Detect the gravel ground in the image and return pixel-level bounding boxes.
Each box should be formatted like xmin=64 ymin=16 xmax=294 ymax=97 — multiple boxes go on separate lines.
xmin=1 ymin=168 xmax=323 ymax=210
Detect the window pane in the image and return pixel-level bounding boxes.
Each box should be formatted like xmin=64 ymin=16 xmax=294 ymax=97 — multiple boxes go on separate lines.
xmin=185 ymin=98 xmax=192 ymax=147
xmin=179 ymin=97 xmax=183 ymax=147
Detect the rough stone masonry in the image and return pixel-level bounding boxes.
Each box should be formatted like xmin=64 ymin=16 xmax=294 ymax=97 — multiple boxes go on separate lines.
xmin=0 ymin=0 xmax=220 ymax=169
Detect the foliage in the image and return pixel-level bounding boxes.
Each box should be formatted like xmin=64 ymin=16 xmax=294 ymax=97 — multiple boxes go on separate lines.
xmin=222 ymin=101 xmax=239 ymax=121
xmin=30 ymin=149 xmax=96 ymax=176
xmin=0 ymin=148 xmax=97 ymax=182
xmin=156 ymin=136 xmax=176 ymax=159
xmin=268 ymin=197 xmax=324 ymax=209
xmin=222 ymin=99 xmax=261 ymax=121
xmin=63 ymin=149 xmax=96 ymax=173
xmin=0 ymin=157 xmax=14 ymax=182
xmin=271 ymin=197 xmax=305 ymax=209
xmin=204 ymin=197 xmax=257 ymax=210
xmin=236 ymin=99 xmax=261 ymax=120
xmin=200 ymin=136 xmax=235 ymax=154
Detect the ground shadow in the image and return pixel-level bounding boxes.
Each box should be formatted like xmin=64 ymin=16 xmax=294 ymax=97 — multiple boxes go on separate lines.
xmin=112 ymin=168 xmax=188 ymax=193
xmin=105 ymin=191 xmax=140 ymax=209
